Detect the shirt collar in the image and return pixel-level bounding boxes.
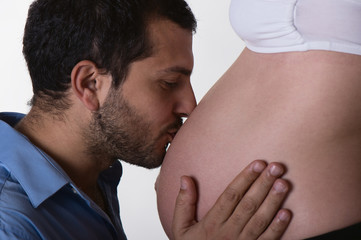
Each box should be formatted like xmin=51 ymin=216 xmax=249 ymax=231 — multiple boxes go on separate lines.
xmin=0 ymin=112 xmax=71 ymax=208
xmin=100 ymin=159 xmax=123 ymax=189
xmin=0 ymin=112 xmax=123 ymax=208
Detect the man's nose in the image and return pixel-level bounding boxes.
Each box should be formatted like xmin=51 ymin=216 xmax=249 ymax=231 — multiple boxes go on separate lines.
xmin=173 ymin=84 xmax=197 ymax=118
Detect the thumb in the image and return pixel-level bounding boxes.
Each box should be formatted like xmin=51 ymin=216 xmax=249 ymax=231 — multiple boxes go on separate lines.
xmin=171 ymin=176 xmax=198 ymax=239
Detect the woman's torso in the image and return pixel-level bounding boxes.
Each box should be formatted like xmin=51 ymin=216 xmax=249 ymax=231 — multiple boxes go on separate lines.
xmin=157 ymin=0 xmax=361 ymax=238
xmin=156 ymin=48 xmax=361 ymax=239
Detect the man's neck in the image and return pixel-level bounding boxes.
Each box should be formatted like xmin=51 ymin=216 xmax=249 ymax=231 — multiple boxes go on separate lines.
xmin=15 ymin=108 xmax=110 ymax=195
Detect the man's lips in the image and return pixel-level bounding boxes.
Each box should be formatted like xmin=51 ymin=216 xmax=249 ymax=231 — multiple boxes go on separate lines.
xmin=163 ymin=118 xmax=182 ymax=150
xmin=167 ymin=129 xmax=179 ymax=141
xmin=163 ymin=129 xmax=179 ymax=150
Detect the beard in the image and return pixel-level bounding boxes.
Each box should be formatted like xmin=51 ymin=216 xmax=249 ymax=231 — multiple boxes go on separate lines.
xmin=83 ymin=88 xmax=182 ymax=169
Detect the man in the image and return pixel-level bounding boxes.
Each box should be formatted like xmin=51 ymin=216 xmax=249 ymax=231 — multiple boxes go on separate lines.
xmin=0 ymin=0 xmax=291 ymax=239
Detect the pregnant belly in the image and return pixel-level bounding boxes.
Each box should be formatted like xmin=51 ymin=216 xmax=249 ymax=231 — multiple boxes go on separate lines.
xmin=156 ymin=49 xmax=361 ymax=239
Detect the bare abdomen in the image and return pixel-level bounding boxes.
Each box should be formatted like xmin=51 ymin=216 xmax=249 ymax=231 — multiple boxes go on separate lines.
xmin=156 ymin=49 xmax=361 ymax=239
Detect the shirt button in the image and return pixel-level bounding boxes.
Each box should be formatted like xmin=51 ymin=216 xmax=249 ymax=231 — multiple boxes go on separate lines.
xmin=72 ymin=187 xmax=77 ymax=194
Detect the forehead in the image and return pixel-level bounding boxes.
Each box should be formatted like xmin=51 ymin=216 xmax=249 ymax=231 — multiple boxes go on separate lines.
xmin=145 ymin=18 xmax=194 ymax=70
xmin=120 ymin=18 xmax=194 ymax=90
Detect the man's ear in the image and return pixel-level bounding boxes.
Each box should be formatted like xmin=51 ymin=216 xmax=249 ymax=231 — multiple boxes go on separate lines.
xmin=71 ymin=60 xmax=111 ymax=111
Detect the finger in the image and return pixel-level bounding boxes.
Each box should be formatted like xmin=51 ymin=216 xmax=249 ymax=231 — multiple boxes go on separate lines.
xmin=258 ymin=209 xmax=292 ymax=240
xmin=172 ymin=176 xmax=198 ymax=239
xmin=203 ymin=160 xmax=268 ymax=226
xmin=239 ymin=179 xmax=290 ymax=239
xmin=226 ymin=163 xmax=285 ymax=234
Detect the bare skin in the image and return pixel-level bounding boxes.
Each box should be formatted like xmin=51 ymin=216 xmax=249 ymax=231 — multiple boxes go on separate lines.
xmin=171 ymin=160 xmax=291 ymax=240
xmin=156 ymin=48 xmax=361 ymax=239
xmin=14 ymin=19 xmax=291 ymax=239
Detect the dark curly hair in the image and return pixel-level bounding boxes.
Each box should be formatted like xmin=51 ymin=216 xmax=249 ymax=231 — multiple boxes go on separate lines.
xmin=23 ymin=0 xmax=196 ymax=112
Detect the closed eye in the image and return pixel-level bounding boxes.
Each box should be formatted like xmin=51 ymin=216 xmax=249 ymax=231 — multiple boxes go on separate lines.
xmin=161 ymin=80 xmax=178 ymax=89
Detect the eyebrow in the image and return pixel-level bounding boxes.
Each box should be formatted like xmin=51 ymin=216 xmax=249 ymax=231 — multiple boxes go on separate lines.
xmin=158 ymin=66 xmax=192 ymax=76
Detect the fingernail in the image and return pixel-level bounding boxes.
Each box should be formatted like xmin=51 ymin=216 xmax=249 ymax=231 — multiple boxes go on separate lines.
xmin=273 ymin=181 xmax=287 ymax=193
xmin=180 ymin=177 xmax=187 ymax=190
xmin=269 ymin=165 xmax=283 ymax=177
xmin=278 ymin=211 xmax=290 ymax=222
xmin=253 ymin=162 xmax=266 ymax=173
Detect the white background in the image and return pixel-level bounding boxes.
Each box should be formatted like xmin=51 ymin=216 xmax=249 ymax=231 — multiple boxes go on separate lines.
xmin=0 ymin=1 xmax=245 ymax=239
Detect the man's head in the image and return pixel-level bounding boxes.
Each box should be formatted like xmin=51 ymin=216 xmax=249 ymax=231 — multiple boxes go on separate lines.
xmin=83 ymin=19 xmax=197 ymax=168
xmin=23 ymin=0 xmax=196 ymax=111
xmin=23 ymin=0 xmax=197 ymax=168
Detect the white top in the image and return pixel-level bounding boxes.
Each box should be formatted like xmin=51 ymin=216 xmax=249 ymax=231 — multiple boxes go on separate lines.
xmin=229 ymin=0 xmax=361 ymax=55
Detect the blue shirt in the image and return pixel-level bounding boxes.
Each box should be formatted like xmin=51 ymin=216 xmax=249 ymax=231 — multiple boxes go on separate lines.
xmin=0 ymin=112 xmax=127 ymax=240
